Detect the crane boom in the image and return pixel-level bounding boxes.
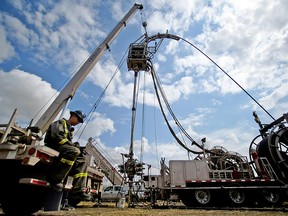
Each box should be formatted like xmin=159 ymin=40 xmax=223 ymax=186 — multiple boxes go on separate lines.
xmin=34 ymin=3 xmax=143 ymax=133
xmin=0 ymin=4 xmax=143 ymax=214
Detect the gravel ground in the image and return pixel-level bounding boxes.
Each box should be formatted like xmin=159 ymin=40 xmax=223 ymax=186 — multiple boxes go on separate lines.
xmin=33 ymin=201 xmax=288 ymax=216
xmin=35 ymin=208 xmax=288 ymax=216
xmin=1 ymin=202 xmax=287 ymax=215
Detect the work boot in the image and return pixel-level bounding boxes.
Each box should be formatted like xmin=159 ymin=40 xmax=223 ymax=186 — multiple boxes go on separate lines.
xmin=51 ymin=183 xmax=63 ymax=192
xmin=61 ymin=203 xmax=75 ymax=211
xmin=61 ymin=199 xmax=75 ymax=211
xmin=47 ymin=176 xmax=63 ymax=192
xmin=93 ymin=202 xmax=103 ymax=207
xmin=69 ymin=192 xmax=91 ymax=201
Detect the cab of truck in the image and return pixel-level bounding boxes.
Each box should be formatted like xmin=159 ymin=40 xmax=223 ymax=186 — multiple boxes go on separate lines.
xmin=101 ymin=185 xmax=128 ymax=201
xmin=101 ymin=184 xmax=147 ymax=202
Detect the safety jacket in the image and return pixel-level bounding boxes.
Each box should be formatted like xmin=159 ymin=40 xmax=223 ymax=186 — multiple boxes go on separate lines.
xmin=45 ymin=118 xmax=88 ymax=192
xmin=44 ymin=118 xmax=73 ymax=147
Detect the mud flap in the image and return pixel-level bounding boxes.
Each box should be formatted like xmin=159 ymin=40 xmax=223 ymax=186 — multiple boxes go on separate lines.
xmin=44 ymin=189 xmax=64 ymax=211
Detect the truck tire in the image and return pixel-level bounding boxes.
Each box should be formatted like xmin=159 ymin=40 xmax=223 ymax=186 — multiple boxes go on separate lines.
xmin=259 ymin=189 xmax=284 ymax=207
xmin=228 ymin=188 xmax=245 ymax=205
xmin=1 ymin=200 xmax=42 ymax=216
xmin=1 ymin=184 xmax=45 ymax=215
xmin=225 ymin=183 xmax=250 ymax=206
xmin=194 ymin=189 xmax=212 ymax=206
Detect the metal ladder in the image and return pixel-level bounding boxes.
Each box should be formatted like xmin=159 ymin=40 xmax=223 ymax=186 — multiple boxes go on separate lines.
xmin=259 ymin=157 xmax=278 ymax=179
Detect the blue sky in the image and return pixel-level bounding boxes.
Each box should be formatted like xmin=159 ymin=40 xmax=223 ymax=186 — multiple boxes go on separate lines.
xmin=1 ymin=0 xmax=288 ymax=176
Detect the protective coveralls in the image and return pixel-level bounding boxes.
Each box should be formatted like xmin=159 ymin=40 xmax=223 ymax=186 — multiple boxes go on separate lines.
xmin=44 ymin=112 xmax=90 ymax=201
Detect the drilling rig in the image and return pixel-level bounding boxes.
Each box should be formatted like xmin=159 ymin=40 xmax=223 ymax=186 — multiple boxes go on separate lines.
xmin=125 ymin=32 xmax=288 ymax=207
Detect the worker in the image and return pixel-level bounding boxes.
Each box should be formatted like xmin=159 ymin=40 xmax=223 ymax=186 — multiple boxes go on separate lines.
xmin=44 ymin=110 xmax=91 ymax=201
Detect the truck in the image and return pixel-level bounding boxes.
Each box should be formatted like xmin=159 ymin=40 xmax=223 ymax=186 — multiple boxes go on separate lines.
xmin=84 ymin=137 xmax=124 ymax=204
xmin=85 ymin=138 xmax=148 ymax=205
xmin=101 ymin=184 xmax=146 ymax=203
xmin=141 ymin=85 xmax=288 ymax=207
xmin=0 ymin=3 xmax=143 ymax=215
xmin=101 ymin=185 xmax=127 ymax=202
xmin=68 ymin=137 xmax=124 ymax=207
xmin=125 ymin=33 xmax=288 ymax=208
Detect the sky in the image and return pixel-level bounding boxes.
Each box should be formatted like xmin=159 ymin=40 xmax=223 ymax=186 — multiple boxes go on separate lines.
xmin=1 ymin=0 xmax=288 ymax=180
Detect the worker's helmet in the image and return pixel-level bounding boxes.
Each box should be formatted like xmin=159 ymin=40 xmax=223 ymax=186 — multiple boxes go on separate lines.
xmin=70 ymin=110 xmax=86 ymax=123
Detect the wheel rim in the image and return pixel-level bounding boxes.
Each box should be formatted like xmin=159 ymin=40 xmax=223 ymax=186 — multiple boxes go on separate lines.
xmin=229 ymin=189 xmax=245 ymax=204
xmin=195 ymin=190 xmax=211 ymax=205
xmin=263 ymin=190 xmax=280 ymax=203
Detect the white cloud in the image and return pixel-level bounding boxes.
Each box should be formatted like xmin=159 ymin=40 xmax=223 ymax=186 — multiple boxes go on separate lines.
xmin=111 ymin=1 xmax=125 ymax=21
xmin=88 ymin=58 xmax=121 ymax=91
xmin=1 ymin=1 xmax=107 ymax=73
xmin=1 ymin=0 xmax=288 ymax=176
xmin=84 ymin=112 xmax=116 ymax=137
xmin=0 ymin=69 xmax=57 ymax=125
xmin=59 ymin=111 xmax=117 ymax=151
xmin=157 ymin=53 xmax=166 ymax=62
xmin=3 ymin=14 xmax=38 ymax=47
xmin=88 ymin=138 xmax=125 ymax=168
xmin=0 ymin=26 xmax=15 ymax=63
xmin=257 ymin=83 xmax=288 ymax=110
xmin=157 ymin=142 xmax=187 ymax=159
xmin=145 ymin=0 xmax=202 ymax=35
xmin=206 ymin=122 xmax=258 ymax=157
xmin=8 ymin=0 xmax=24 ymax=11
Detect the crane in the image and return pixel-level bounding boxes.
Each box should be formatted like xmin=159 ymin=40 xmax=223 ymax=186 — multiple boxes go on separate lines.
xmin=0 ymin=4 xmax=143 ymax=215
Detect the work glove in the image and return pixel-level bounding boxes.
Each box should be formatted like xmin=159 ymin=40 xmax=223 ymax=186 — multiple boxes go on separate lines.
xmin=80 ymin=146 xmax=87 ymax=156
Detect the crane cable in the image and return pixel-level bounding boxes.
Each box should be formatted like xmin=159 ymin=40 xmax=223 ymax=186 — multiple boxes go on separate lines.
xmin=150 ymin=60 xmax=224 ymax=155
xmin=152 ymin=67 xmax=199 ymax=146
xmin=140 ymin=33 xmax=276 ymax=156
xmin=75 ymin=47 xmax=130 ymax=139
xmin=153 ymin=93 xmax=160 ymax=169
xmin=30 ymin=56 xmax=90 ymax=127
xmin=149 ymin=61 xmax=202 ymax=149
xmin=140 ymin=72 xmax=146 ymax=163
xmin=179 ymin=37 xmax=275 ymax=121
xmin=149 ymin=62 xmax=204 ymax=154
